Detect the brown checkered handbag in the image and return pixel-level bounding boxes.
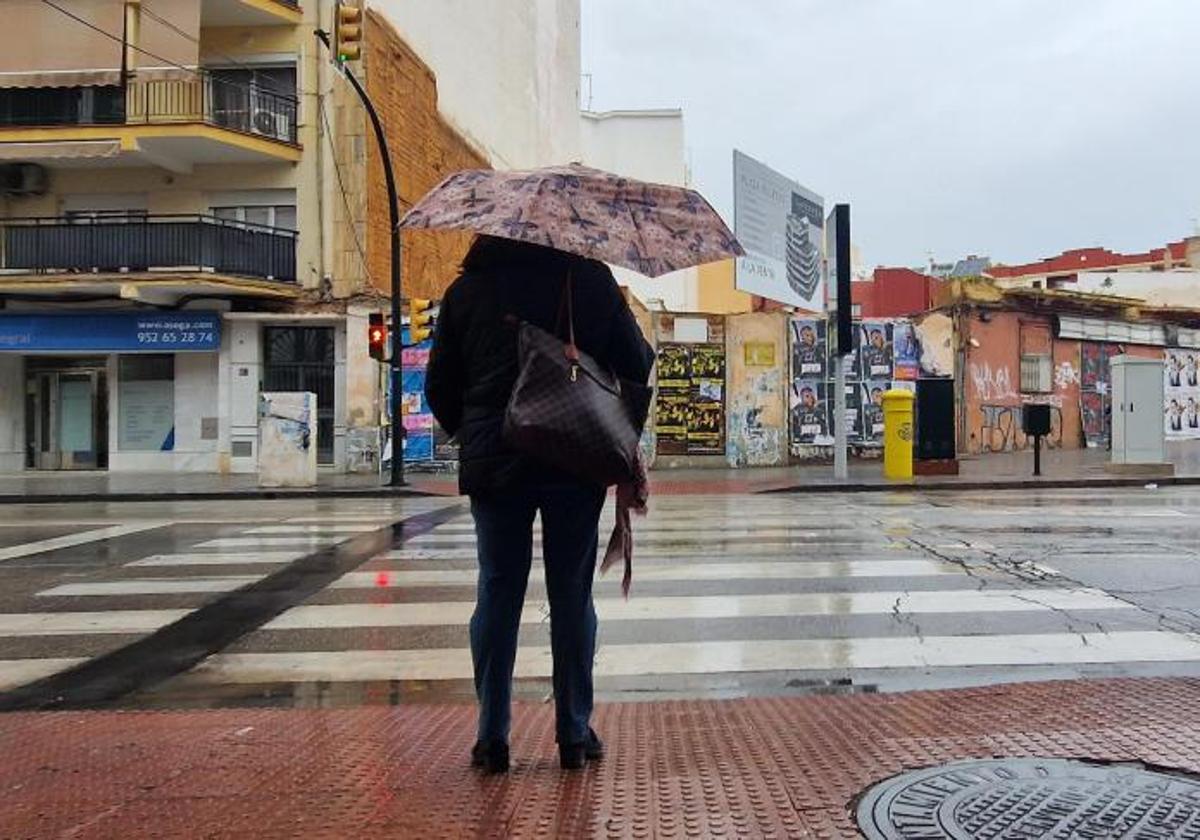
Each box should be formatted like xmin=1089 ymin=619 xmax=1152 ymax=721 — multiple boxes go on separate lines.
xmin=503 ymin=274 xmax=651 ymax=487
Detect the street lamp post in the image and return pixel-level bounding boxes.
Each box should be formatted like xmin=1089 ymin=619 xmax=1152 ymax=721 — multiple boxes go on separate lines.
xmin=315 ymin=29 xmax=405 ymax=486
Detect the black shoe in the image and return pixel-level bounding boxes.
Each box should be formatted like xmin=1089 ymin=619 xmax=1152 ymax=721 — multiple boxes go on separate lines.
xmin=583 ymin=728 xmax=604 ymax=761
xmin=559 ymin=728 xmax=603 ymax=770
xmin=471 ymin=739 xmax=510 ymax=774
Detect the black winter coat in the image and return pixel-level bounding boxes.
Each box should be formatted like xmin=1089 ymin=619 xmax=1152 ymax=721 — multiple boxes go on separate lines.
xmin=425 ymin=250 xmax=654 ymax=496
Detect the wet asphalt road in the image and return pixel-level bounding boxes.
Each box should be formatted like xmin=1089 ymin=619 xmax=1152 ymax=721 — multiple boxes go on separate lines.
xmin=0 ymin=485 xmax=1198 ymax=709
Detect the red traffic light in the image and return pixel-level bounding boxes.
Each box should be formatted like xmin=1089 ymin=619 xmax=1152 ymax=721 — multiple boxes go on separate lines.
xmin=368 ymin=313 xmax=388 ymax=362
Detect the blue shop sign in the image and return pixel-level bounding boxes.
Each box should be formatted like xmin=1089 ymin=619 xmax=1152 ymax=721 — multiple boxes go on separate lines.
xmin=0 ymin=311 xmax=221 ymax=352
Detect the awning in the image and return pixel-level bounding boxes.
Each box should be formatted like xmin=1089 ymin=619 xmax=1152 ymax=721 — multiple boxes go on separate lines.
xmin=0 ymin=70 xmax=123 ymax=88
xmin=0 ymin=140 xmax=122 ymax=162
xmin=1 ymin=0 xmax=125 ymax=88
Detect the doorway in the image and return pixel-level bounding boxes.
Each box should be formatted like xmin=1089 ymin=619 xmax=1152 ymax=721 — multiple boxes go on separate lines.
xmin=262 ymin=327 xmax=335 ymax=465
xmin=25 ymin=358 xmax=109 ymax=470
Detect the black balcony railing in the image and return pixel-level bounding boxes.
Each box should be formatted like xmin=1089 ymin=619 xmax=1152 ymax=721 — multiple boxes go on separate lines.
xmin=0 ymin=215 xmax=298 ymax=283
xmin=0 ymin=72 xmax=299 ymax=145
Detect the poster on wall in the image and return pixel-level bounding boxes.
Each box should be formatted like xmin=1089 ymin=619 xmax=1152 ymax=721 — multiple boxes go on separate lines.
xmin=859 ymin=321 xmax=894 ymax=380
xmin=655 ymin=392 xmax=690 ymax=454
xmin=790 ymin=318 xmax=828 ymax=380
xmin=688 ymin=344 xmax=727 ymax=454
xmin=832 ymin=382 xmax=861 ymax=440
xmin=733 ymin=150 xmax=825 ymax=310
xmin=118 ymin=380 xmax=175 ymax=451
xmin=790 ymin=380 xmax=830 ymax=445
xmin=654 ymin=344 xmax=727 ymax=456
xmin=844 ymin=321 xmax=862 ymax=380
xmin=1165 ymin=348 xmax=1200 ymax=440
xmin=655 ymin=345 xmax=691 ymax=455
xmin=893 ymin=321 xmax=920 ymax=381
xmin=860 ymin=381 xmax=888 ymax=441
xmin=400 ymin=331 xmax=434 ymax=461
xmin=1081 ymin=343 xmax=1121 ymax=448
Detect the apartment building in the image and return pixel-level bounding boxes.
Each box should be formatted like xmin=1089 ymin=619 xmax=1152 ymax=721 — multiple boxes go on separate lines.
xmin=0 ymin=0 xmax=692 ymax=476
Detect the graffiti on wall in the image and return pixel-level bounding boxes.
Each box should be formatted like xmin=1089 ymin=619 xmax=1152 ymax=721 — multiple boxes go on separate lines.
xmin=978 ymin=403 xmax=1064 ymax=452
xmin=969 ymin=362 xmax=1018 ymax=402
xmin=1054 ymin=361 xmax=1080 ymax=390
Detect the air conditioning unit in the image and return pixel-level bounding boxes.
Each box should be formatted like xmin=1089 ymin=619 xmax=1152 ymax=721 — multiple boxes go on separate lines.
xmin=251 ymin=107 xmax=291 ymax=142
xmin=0 ymin=163 xmax=48 ymax=197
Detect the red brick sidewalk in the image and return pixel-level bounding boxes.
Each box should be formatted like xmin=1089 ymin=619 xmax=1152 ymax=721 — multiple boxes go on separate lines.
xmin=3 ymin=678 xmax=1199 ymax=838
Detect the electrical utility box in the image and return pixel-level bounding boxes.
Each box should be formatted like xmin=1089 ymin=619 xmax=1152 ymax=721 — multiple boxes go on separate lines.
xmin=1111 ymin=355 xmax=1166 ymax=466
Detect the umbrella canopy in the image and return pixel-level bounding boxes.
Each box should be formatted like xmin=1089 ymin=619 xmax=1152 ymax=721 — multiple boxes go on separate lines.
xmin=398 ymin=163 xmax=742 ymax=277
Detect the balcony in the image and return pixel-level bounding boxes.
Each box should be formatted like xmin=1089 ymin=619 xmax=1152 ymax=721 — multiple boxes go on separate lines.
xmin=201 ymin=0 xmax=302 ymax=27
xmin=0 ymin=72 xmax=300 ymax=169
xmin=0 ymin=215 xmax=297 ymax=288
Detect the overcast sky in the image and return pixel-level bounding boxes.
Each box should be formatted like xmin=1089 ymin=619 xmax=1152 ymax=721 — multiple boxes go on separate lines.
xmin=581 ymin=0 xmax=1200 ymax=269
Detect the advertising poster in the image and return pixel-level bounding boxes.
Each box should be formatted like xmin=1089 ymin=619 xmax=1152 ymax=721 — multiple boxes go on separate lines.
xmin=657 ymin=344 xmax=690 ymax=384
xmin=830 ymin=319 xmax=859 ymax=379
xmin=655 ymin=345 xmax=691 ymax=455
xmin=790 ymin=318 xmax=828 ymax=380
xmin=733 ymin=150 xmax=825 ymax=310
xmin=1165 ymin=348 xmax=1200 ymax=440
xmin=655 ymin=392 xmax=690 ymax=454
xmin=790 ymin=380 xmax=830 ymax=445
xmin=832 ymin=382 xmax=861 ymax=440
xmin=893 ymin=321 xmax=920 ymax=381
xmin=860 ymin=381 xmax=888 ymax=441
xmin=400 ymin=330 xmax=434 ymax=462
xmin=859 ymin=321 xmax=894 ymax=380
xmin=688 ymin=344 xmax=726 ymax=454
xmin=1082 ymin=343 xmax=1118 ymax=390
xmin=1081 ymin=343 xmax=1121 ymax=448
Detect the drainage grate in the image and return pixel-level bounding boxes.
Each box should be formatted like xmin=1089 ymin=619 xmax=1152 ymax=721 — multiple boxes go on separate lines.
xmin=857 ymin=758 xmax=1200 ymax=839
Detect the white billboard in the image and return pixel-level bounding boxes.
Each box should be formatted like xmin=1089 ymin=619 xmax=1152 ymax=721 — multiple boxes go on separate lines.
xmin=733 ymin=150 xmax=825 ymax=310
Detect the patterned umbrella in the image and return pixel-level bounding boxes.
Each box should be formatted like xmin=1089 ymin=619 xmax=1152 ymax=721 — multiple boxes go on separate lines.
xmin=398 ymin=163 xmax=742 ymax=277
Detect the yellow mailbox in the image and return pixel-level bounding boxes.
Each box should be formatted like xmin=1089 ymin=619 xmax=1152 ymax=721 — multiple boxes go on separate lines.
xmin=882 ymin=389 xmax=915 ymax=480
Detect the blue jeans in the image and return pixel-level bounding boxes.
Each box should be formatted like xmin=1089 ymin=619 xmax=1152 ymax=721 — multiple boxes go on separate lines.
xmin=469 ymin=483 xmax=607 ymax=745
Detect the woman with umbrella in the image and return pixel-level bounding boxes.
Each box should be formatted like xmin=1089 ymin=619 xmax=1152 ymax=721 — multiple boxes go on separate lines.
xmin=410 ymin=164 xmax=740 ymax=773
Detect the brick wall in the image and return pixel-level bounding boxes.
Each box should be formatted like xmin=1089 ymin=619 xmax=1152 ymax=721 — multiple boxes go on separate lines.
xmin=363 ymin=10 xmax=489 ymax=301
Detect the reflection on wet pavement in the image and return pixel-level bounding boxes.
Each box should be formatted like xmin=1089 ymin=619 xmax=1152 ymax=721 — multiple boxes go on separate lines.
xmin=1 ymin=487 xmax=1200 ymax=709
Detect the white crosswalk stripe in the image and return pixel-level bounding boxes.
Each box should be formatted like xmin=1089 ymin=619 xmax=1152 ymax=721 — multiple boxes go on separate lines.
xmin=191 ymin=631 xmax=1200 ymax=684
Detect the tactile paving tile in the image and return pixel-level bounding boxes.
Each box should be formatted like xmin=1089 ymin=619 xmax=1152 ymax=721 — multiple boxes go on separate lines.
xmin=2 ymin=678 xmax=1200 ymax=838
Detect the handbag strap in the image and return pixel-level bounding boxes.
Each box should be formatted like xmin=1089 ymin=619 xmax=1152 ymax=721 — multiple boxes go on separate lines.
xmin=556 ymin=271 xmax=580 ymax=363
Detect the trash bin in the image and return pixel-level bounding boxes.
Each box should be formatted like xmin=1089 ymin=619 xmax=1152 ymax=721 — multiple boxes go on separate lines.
xmin=882 ymin=389 xmax=915 ymax=480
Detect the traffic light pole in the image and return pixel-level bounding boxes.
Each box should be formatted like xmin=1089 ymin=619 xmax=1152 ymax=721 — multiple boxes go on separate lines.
xmin=315 ymin=29 xmax=405 ymax=486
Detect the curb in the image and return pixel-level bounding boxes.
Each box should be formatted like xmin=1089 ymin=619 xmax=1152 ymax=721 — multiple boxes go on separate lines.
xmin=0 ymin=486 xmax=447 ymax=505
xmin=757 ymin=474 xmax=1200 ymax=494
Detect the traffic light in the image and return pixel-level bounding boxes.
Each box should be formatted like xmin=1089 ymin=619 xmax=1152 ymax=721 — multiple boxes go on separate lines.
xmin=334 ymin=1 xmax=363 ymax=62
xmin=368 ymin=312 xmax=387 ymax=362
xmin=409 ymin=298 xmax=434 ymax=344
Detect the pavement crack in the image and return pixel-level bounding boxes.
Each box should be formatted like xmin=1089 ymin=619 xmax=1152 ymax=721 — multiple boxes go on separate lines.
xmin=890 ymin=594 xmax=925 ymax=644
xmin=920 ymin=528 xmax=1200 ymax=644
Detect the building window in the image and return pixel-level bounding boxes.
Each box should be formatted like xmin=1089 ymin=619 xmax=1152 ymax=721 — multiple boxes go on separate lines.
xmin=851 ymin=304 xmax=862 ymax=318
xmin=1020 ymin=353 xmax=1052 ymax=394
xmin=0 ymin=85 xmax=124 ymax=126
xmin=212 ymin=205 xmax=297 ymax=231
xmin=209 ymin=66 xmax=297 ymax=140
xmin=118 ymin=355 xmax=175 ymax=451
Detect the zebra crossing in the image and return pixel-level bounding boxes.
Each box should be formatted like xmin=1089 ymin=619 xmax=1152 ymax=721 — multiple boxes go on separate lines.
xmin=4 ymin=490 xmax=1200 ymax=699
xmin=190 ymin=495 xmax=1194 ymax=693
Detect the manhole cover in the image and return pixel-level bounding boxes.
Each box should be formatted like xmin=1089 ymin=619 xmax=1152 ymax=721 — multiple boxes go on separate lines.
xmin=857 ymin=758 xmax=1200 ymax=839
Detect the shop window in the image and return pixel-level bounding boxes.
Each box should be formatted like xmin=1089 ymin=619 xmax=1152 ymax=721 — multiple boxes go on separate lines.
xmin=118 ymin=355 xmax=175 ymax=451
